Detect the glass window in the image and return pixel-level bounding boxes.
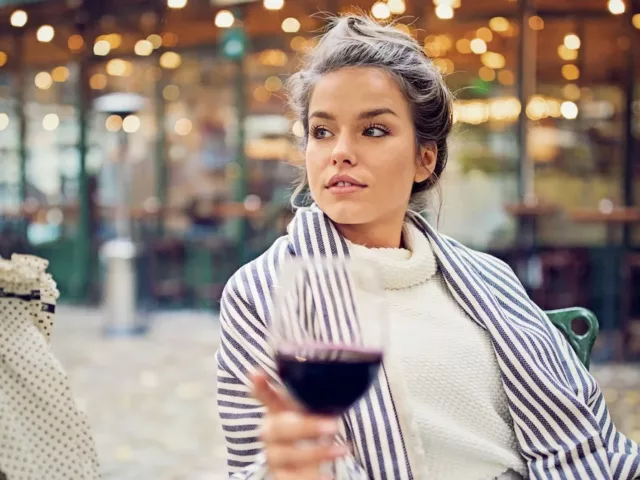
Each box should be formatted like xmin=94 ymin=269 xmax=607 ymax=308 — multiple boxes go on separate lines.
xmin=533 ymin=15 xmax=629 ymax=246
xmin=418 ymin=16 xmax=521 ymax=250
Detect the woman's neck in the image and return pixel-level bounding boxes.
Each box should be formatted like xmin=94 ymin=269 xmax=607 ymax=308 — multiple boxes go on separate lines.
xmin=335 ymin=216 xmax=406 ymax=249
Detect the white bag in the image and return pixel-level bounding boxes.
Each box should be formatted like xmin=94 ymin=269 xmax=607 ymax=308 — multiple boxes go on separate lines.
xmin=0 ymin=254 xmax=100 ymax=480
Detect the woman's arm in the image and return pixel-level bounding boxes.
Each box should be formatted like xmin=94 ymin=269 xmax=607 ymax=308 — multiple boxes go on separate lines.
xmin=540 ymin=307 xmax=640 ymax=478
xmin=467 ymin=247 xmax=640 ymax=479
xmin=216 ymin=271 xmax=369 ymax=479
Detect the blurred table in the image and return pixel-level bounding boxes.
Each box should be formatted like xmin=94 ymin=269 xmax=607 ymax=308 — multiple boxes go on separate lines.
xmin=504 ymin=202 xmax=560 ymax=291
xmin=569 ymin=207 xmax=640 ymax=361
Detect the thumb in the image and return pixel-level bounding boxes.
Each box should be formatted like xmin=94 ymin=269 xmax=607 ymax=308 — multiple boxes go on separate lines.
xmin=250 ymin=370 xmax=299 ymax=414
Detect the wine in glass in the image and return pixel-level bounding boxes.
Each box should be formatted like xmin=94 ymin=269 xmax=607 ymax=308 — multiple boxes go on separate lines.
xmin=272 ymin=257 xmax=386 ymax=416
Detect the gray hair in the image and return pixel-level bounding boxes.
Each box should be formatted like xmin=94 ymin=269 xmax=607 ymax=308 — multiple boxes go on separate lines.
xmin=287 ymin=13 xmax=454 ymax=212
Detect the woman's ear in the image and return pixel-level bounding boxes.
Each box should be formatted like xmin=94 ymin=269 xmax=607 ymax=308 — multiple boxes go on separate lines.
xmin=415 ymin=143 xmax=438 ymax=184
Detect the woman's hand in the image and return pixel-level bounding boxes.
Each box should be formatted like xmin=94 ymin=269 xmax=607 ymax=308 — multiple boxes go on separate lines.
xmin=251 ymin=371 xmax=348 ymax=480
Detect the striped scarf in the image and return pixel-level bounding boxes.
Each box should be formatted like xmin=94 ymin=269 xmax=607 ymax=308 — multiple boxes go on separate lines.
xmin=215 ymin=206 xmax=640 ymax=479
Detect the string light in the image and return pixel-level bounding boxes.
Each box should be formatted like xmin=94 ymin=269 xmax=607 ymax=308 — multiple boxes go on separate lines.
xmin=51 ymin=66 xmax=69 ymax=82
xmin=35 ymin=72 xmax=53 ymax=90
xmin=498 ymin=69 xmax=515 ymax=86
xmin=253 ymin=86 xmax=271 ymax=102
xmin=292 ymin=121 xmax=304 ymax=138
xmin=0 ymin=113 xmax=9 ymax=130
xmin=159 ymin=52 xmax=182 ymax=69
xmin=96 ymin=34 xmax=122 ymax=49
xmin=607 ymin=0 xmax=625 ymax=14
xmin=387 ymin=0 xmax=406 ymax=14
xmin=167 ymin=0 xmax=187 ymax=8
xmin=281 ymin=18 xmax=301 ymax=33
xmin=456 ymin=39 xmax=471 ymax=53
xmin=529 ymin=16 xmax=544 ymax=30
xmin=163 ymin=85 xmax=180 ymax=101
xmin=435 ymin=5 xmax=454 ymax=19
xmin=558 ymin=45 xmax=578 ymax=61
xmin=561 ymin=101 xmax=578 ymax=119
xmin=147 ymin=34 xmax=162 ymax=49
xmin=263 ymin=0 xmax=284 ymax=10
xmin=134 ymin=40 xmax=154 ymax=56
xmin=478 ymin=66 xmax=496 ymax=82
xmin=10 ymin=10 xmax=28 ymax=27
xmin=68 ymin=34 xmax=84 ymax=52
xmin=290 ymin=36 xmax=307 ymax=51
xmin=562 ymin=64 xmax=580 ymax=81
xmin=42 ymin=114 xmax=60 ymax=131
xmin=106 ymin=59 xmax=133 ymax=76
xmin=371 ymin=1 xmax=391 ymax=20
xmin=89 ymin=73 xmax=107 ymax=90
xmin=175 ymin=118 xmax=192 ymax=136
xmin=481 ymin=52 xmax=505 ymax=69
xmin=93 ymin=40 xmax=111 ymax=56
xmin=162 ymin=33 xmax=179 ymax=47
xmin=264 ymin=76 xmax=283 ymax=92
xmin=563 ymin=84 xmax=581 ymax=101
xmin=470 ymin=38 xmax=487 ymax=54
xmin=105 ymin=115 xmax=123 ymax=132
xmin=476 ymin=27 xmax=493 ymax=42
xmin=122 ymin=115 xmax=141 ymax=133
xmin=215 ymin=10 xmax=235 ymax=28
xmin=259 ymin=49 xmax=288 ymax=67
xmin=489 ymin=17 xmax=509 ymax=32
xmin=564 ymin=34 xmax=581 ymax=50
xmin=433 ymin=58 xmax=454 ymax=74
xmin=526 ymin=96 xmax=549 ymax=121
xmin=37 ymin=25 xmax=55 ymax=43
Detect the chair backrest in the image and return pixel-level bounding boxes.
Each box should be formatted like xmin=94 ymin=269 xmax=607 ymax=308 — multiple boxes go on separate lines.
xmin=545 ymin=307 xmax=599 ymax=370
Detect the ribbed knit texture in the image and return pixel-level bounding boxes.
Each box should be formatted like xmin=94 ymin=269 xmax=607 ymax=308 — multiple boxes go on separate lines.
xmin=347 ymin=222 xmax=527 ymax=480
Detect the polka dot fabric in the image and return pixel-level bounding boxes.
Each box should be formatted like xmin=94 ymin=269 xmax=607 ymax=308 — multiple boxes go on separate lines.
xmin=0 ymin=255 xmax=100 ymax=480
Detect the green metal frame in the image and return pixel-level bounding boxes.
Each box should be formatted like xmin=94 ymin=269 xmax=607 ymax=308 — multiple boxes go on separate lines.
xmin=545 ymin=307 xmax=599 ymax=370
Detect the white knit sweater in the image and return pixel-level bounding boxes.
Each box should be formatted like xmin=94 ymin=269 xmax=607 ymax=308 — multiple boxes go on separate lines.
xmin=347 ymin=222 xmax=528 ymax=480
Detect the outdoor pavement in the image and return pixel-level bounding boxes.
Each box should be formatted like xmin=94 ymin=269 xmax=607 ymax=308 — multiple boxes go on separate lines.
xmin=50 ymin=306 xmax=640 ymax=480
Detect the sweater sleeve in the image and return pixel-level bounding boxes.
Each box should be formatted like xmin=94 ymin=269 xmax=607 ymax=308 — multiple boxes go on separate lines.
xmin=216 ymin=270 xmax=369 ymax=479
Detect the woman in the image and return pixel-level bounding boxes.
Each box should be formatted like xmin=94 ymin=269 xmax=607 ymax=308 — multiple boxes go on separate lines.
xmin=215 ymin=15 xmax=640 ymax=480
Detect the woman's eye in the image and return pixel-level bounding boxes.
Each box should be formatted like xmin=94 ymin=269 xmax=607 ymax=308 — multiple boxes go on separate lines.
xmin=312 ymin=127 xmax=333 ymax=139
xmin=364 ymin=126 xmax=388 ymax=137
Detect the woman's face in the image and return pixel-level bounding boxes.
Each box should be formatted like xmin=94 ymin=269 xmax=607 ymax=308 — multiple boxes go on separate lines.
xmin=305 ymin=66 xmax=435 ymax=232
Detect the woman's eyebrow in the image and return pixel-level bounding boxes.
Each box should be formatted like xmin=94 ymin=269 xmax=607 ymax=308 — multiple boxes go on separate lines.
xmin=309 ymin=108 xmax=398 ymax=120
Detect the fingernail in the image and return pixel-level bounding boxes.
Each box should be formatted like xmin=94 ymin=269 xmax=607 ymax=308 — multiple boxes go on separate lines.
xmin=319 ymin=420 xmax=338 ymax=435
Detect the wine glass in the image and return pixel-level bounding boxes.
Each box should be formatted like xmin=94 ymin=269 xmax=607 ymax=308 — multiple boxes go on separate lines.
xmin=271 ymin=256 xmax=386 ymax=417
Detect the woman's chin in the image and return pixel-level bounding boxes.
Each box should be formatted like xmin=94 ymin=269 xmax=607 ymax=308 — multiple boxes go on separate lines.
xmin=320 ymin=202 xmax=373 ymax=226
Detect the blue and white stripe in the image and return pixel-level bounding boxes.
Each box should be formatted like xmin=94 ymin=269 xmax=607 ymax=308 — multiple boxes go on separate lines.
xmin=215 ymin=206 xmax=640 ymax=479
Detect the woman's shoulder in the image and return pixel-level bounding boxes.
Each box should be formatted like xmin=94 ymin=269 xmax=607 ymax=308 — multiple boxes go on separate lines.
xmin=221 ymin=235 xmax=293 ymax=305
xmin=436 ymin=232 xmax=525 ymax=289
xmin=408 ymin=213 xmax=516 ymax=278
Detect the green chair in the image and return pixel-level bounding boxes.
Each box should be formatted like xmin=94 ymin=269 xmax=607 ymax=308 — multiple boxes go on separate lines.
xmin=545 ymin=307 xmax=599 ymax=370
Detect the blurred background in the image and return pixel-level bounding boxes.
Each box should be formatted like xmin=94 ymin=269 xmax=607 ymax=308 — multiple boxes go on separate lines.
xmin=0 ymin=0 xmax=639 ymax=478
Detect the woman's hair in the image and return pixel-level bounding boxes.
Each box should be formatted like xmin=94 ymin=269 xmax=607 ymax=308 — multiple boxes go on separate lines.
xmin=286 ymin=13 xmax=454 ymax=212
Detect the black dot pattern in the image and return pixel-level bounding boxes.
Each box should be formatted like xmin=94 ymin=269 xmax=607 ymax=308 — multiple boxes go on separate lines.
xmin=0 ymin=255 xmax=100 ymax=479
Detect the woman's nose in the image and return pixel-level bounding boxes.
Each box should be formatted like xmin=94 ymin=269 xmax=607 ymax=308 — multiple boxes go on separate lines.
xmin=330 ymin=136 xmax=357 ymax=166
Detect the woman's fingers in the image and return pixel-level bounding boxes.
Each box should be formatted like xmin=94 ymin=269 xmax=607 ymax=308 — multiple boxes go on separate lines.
xmin=251 ymin=370 xmax=297 ymax=413
xmin=273 ymin=468 xmax=333 ymax=480
xmin=267 ymin=442 xmax=347 ymax=469
xmin=262 ymin=411 xmax=339 ymax=443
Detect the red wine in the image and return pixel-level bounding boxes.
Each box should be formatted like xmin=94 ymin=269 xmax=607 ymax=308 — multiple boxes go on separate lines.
xmin=276 ymin=346 xmax=383 ymax=415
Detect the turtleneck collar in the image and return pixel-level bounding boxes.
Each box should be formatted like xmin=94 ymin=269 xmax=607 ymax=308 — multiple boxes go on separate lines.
xmin=346 ymin=220 xmax=438 ymax=290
